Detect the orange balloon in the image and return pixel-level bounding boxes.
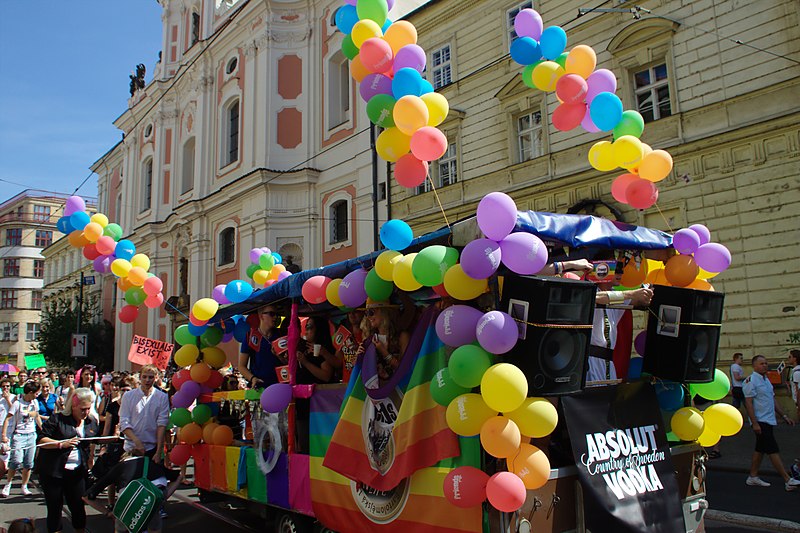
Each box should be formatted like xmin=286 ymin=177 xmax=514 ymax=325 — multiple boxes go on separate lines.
xmin=127 ymin=266 xmax=148 ymax=286
xmin=179 ymin=422 xmax=203 ymax=445
xmin=507 ymin=443 xmax=551 ymax=490
xmin=213 ymin=424 xmax=234 ymax=446
xmin=383 ymin=20 xmax=417 ymax=55
xmin=639 ymin=150 xmax=673 ymax=182
xmin=665 ymin=254 xmax=699 ymax=287
xmin=686 ymin=278 xmax=713 ymax=291
xmin=645 ymin=268 xmax=671 ymax=286
xmin=190 ymin=362 xmax=212 ymax=384
xmin=83 ymin=222 xmax=103 ymax=243
xmin=117 ymin=276 xmax=135 ymax=292
xmin=202 ymin=422 xmax=219 ymax=444
xmin=68 ymin=230 xmax=90 ymax=248
xmin=350 ymin=54 xmax=370 ymax=83
xmin=620 ymin=259 xmax=649 ymax=287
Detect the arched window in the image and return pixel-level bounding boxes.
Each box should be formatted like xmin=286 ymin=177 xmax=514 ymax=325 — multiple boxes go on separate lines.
xmin=190 ymin=11 xmax=200 ymax=46
xmin=181 ymin=138 xmax=195 ymax=194
xmin=224 ymin=99 xmax=239 ymax=166
xmin=329 ymin=199 xmax=349 ymax=244
xmin=218 ymin=227 xmax=236 ymax=266
xmin=141 ymin=158 xmax=153 ymax=212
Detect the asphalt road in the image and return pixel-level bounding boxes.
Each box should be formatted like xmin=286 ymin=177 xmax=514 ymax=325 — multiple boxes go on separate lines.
xmin=705 ymin=468 xmax=800 ymax=523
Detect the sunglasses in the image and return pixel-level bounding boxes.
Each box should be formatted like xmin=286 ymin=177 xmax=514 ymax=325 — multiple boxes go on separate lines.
xmin=366 ymin=309 xmax=378 ymax=317
xmin=259 ymin=311 xmax=278 ymax=317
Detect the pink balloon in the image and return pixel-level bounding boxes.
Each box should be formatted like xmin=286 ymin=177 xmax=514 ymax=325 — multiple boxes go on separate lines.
xmin=394 ymin=154 xmax=428 ymax=188
xmin=443 ymin=466 xmax=489 ymax=508
xmin=672 ymin=228 xmax=701 ymax=254
xmin=477 ymin=192 xmax=517 ymax=242
xmin=96 ymin=235 xmax=116 ymax=255
xmin=302 ymin=276 xmax=331 ymax=305
xmin=552 ymin=103 xmax=586 ymax=131
xmin=476 ymin=311 xmax=519 ymax=355
xmin=611 ymin=174 xmax=639 ymax=203
xmin=435 ymin=305 xmax=484 ymax=347
xmin=625 ymin=179 xmax=659 ymax=209
xmin=581 ymin=110 xmax=601 ymax=133
xmin=212 ymin=284 xmax=230 ymax=304
xmin=360 ymin=38 xmax=394 ymax=73
xmin=460 ymin=239 xmax=502 ymax=280
xmin=555 ymin=74 xmax=588 ymax=104
xmin=499 ymin=232 xmax=549 ymax=275
xmin=694 ymin=243 xmax=731 ymax=273
xmin=514 ymin=8 xmax=543 ymax=40
xmin=143 ymin=276 xmax=163 ymax=296
xmin=393 ymin=44 xmax=426 ymax=73
xmin=486 ymin=472 xmax=526 ymax=513
xmin=689 ymin=224 xmax=711 ymax=245
xmin=410 ymin=126 xmax=448 ymax=161
xmin=144 ymin=292 xmax=164 ymax=309
xmin=585 ymin=69 xmax=617 ymax=104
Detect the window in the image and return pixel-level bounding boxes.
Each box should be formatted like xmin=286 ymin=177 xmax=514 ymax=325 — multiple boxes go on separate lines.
xmin=418 ymin=139 xmax=458 ymax=193
xmin=141 ymin=158 xmax=153 ymax=212
xmin=377 ymin=182 xmax=386 ymax=201
xmin=182 ymin=138 xmax=195 ymax=194
xmin=3 ymin=259 xmax=19 ymax=277
xmin=33 ymin=204 xmax=51 ymax=222
xmin=0 ymin=323 xmax=18 ymax=342
xmin=218 ymin=227 xmax=236 ymax=266
xmin=330 ymin=200 xmax=349 ymax=244
xmin=115 ymin=194 xmax=122 ymax=222
xmin=191 ymin=11 xmax=201 ymax=46
xmin=634 ymin=63 xmax=671 ymax=122
xmin=144 ymin=124 xmax=153 ymax=139
xmin=517 ymin=110 xmax=543 ymax=162
xmin=5 ymin=228 xmax=22 ymax=246
xmin=328 ymin=52 xmax=351 ymax=129
xmin=223 ymin=100 xmax=240 ymax=166
xmin=1 ymin=290 xmax=18 ymax=309
xmin=33 ymin=260 xmax=44 ymax=278
xmin=31 ymin=290 xmax=42 ymax=309
xmin=35 ymin=230 xmax=53 ymax=247
xmin=430 ymin=44 xmax=452 ymax=89
xmin=26 ymin=323 xmax=40 ymax=342
xmin=226 ymin=57 xmax=238 ymax=75
xmin=507 ymin=1 xmax=534 ymax=44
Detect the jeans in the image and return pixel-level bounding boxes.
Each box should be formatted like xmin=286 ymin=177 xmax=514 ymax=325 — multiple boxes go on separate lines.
xmin=9 ymin=432 xmax=36 ymax=470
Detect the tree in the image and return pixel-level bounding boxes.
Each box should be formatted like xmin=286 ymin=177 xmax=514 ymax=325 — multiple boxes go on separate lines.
xmin=35 ymin=295 xmax=115 ymax=370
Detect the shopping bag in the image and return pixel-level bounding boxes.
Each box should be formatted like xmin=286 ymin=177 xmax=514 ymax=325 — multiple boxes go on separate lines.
xmin=113 ymin=457 xmax=163 ymax=533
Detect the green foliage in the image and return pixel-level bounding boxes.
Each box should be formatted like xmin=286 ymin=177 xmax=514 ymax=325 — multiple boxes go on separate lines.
xmin=787 ymin=332 xmax=800 ymax=346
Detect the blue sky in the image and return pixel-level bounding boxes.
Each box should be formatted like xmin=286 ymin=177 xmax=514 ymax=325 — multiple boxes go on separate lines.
xmin=0 ymin=2 xmax=163 ymax=202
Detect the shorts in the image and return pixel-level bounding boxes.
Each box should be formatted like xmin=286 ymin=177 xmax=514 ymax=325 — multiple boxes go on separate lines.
xmin=754 ymin=423 xmax=779 ymax=455
xmin=9 ymin=432 xmax=37 ymax=470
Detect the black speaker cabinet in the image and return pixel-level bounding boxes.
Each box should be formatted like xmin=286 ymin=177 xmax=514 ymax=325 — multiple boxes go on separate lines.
xmin=643 ymin=285 xmax=724 ymax=383
xmin=500 ymin=275 xmax=597 ymax=396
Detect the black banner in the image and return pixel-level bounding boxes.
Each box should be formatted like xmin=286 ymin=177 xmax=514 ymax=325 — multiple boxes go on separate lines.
xmin=562 ymin=382 xmax=685 ymax=533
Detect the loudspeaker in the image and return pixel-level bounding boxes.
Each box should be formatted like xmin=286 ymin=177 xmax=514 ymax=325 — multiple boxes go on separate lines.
xmin=500 ymin=275 xmax=597 ymax=396
xmin=642 ymin=285 xmax=724 ymax=383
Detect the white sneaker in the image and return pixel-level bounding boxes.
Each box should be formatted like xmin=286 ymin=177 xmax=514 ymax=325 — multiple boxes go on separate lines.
xmin=746 ymin=476 xmax=771 ymax=487
xmin=21 ymin=485 xmax=32 ymax=496
xmin=0 ymin=484 xmax=10 ymax=498
xmin=786 ymin=478 xmax=800 ymax=491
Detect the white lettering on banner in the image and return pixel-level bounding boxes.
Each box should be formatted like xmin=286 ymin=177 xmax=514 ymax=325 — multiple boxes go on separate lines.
xmin=580 ymin=424 xmax=665 ymax=501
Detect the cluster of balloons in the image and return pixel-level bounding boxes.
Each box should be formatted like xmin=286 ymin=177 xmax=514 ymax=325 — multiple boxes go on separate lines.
xmin=167 ymin=403 xmax=235 ymax=466
xmin=335 ymin=0 xmax=450 ymax=188
xmin=670 ymin=401 xmax=743 ymax=448
xmin=245 ymin=247 xmax=292 ymax=288
xmin=509 ymin=8 xmax=675 ymax=210
xmin=58 ymin=195 xmax=165 ymax=324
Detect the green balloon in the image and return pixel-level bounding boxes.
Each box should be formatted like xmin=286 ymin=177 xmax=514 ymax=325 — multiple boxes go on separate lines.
xmin=191 ymin=404 xmax=213 ymax=425
xmin=448 ymin=344 xmax=493 ymax=388
xmin=412 ymin=245 xmax=454 ymax=287
xmin=356 ymin=0 xmax=388 ymax=26
xmin=169 ymin=408 xmax=192 ymax=427
xmin=259 ymin=253 xmax=275 ymax=271
xmin=174 ymin=325 xmax=197 ymax=346
xmin=341 ymin=34 xmax=359 ymax=61
xmin=689 ymin=369 xmax=730 ymax=401
xmin=201 ymin=327 xmax=224 ymax=347
xmin=522 ymin=63 xmax=539 ymax=89
xmin=365 ymin=268 xmax=394 ymax=301
xmin=103 ymin=223 xmax=123 ymax=241
xmin=366 ymin=94 xmax=396 ymax=128
xmin=430 ymin=368 xmax=470 ymax=407
xmin=246 ymin=263 xmax=260 ymax=279
xmin=443 ymin=247 xmax=460 ymax=269
xmin=613 ymin=110 xmax=645 ymax=140
xmin=555 ymin=52 xmax=569 ymax=69
xmin=125 ymin=287 xmax=146 ymax=306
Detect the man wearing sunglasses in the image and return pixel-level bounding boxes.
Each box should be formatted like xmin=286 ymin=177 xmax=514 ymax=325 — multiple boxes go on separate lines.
xmin=238 ymin=306 xmax=283 ymax=389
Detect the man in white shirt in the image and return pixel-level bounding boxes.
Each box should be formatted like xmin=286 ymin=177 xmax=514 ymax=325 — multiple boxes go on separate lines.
xmin=730 ymin=352 xmax=745 ymax=409
xmin=789 ymin=349 xmax=800 ymax=419
xmin=118 ymin=365 xmax=170 ymax=463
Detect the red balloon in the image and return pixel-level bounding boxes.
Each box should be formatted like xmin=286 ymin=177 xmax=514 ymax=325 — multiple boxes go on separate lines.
xmin=172 ymin=369 xmax=191 ymax=390
xmin=443 ymin=466 xmax=489 ymax=508
xmin=410 ymin=126 xmax=448 ymax=161
xmin=359 ymin=38 xmax=394 ymax=73
xmin=394 ymin=154 xmax=429 ymax=188
xmin=486 ymin=471 xmax=526 ymax=513
xmin=169 ymin=444 xmax=192 ymax=466
xmin=302 ymin=276 xmax=331 ymax=305
xmin=82 ymin=243 xmax=101 ymax=261
xmin=189 ymin=312 xmax=208 ymax=327
xmin=432 ymin=283 xmax=449 ymax=298
xmin=552 ymin=103 xmax=586 ymax=131
xmin=555 ymin=74 xmax=588 ymax=104
xmin=119 ymin=305 xmax=139 ymax=324
xmin=205 ymin=370 xmax=224 ymax=390
xmin=264 ymin=279 xmax=276 ymax=287
xmin=625 ymin=178 xmax=659 ymax=209
xmin=611 ymin=173 xmax=639 ymax=203
xmin=96 ymin=235 xmax=116 ymax=255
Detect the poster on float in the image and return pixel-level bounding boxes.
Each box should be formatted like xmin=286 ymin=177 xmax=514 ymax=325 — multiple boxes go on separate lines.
xmin=562 ymin=382 xmax=686 ymax=533
xmin=127 ymin=335 xmax=174 ymax=370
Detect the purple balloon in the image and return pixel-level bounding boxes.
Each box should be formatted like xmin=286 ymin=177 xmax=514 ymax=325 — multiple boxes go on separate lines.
xmin=93 ymin=255 xmax=112 ymax=274
xmin=477 ymin=192 xmax=517 ymax=241
xmin=344 ymin=0 xmax=356 ymax=4
xmin=222 ymin=332 xmax=235 ymax=343
xmin=261 ymin=383 xmax=292 ymax=413
xmin=461 ymin=239 xmax=502 ymax=280
xmin=499 ymin=233 xmax=549 ymax=275
xmin=250 ymin=248 xmax=265 ymax=264
xmin=393 ymin=44 xmax=426 ymax=73
xmin=672 ymin=228 xmax=701 ymax=254
xmin=475 ymin=311 xmax=519 ymax=355
xmin=64 ymin=195 xmax=86 ymax=217
xmin=387 ymin=0 xmax=395 ymax=11
xmin=585 ymin=69 xmax=616 ymax=104
xmin=171 ymin=391 xmax=193 ymax=409
xmin=212 ymin=284 xmax=231 ymax=305
xmin=261 ymin=246 xmax=272 ymax=255
xmin=689 ymin=224 xmax=711 ymax=245
xmin=581 ymin=110 xmax=601 ymax=133
xmin=694 ymin=243 xmax=731 ymax=273
xmin=278 ymin=271 xmax=292 ymax=281
xmin=634 ymin=330 xmax=647 ymax=357
xmin=435 ymin=305 xmax=484 ymax=347
xmin=181 ymin=380 xmax=201 ymax=399
xmin=339 ymin=269 xmax=369 ymax=309
xmin=360 ymin=73 xmax=393 ymax=102
xmin=514 ymin=8 xmax=543 ymax=40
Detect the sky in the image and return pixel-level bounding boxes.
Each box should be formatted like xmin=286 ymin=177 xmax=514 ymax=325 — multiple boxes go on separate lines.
xmin=0 ymin=2 xmax=164 ymax=203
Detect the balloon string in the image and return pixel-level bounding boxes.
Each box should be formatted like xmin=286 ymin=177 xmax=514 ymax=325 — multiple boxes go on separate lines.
xmin=510 ymin=317 xmax=593 ymax=329
xmin=645 ymin=306 xmax=721 ymax=327
xmin=427 ymin=172 xmax=451 ymax=230
xmin=653 ymin=202 xmax=674 ymax=234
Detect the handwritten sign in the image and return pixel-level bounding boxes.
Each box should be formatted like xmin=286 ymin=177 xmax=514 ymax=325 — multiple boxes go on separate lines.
xmin=127 ymin=335 xmax=174 ymax=370
xmin=24 ymin=353 xmax=47 ymax=370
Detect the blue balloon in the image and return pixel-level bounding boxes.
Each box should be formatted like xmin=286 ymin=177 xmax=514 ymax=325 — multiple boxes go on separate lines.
xmin=381 ymin=18 xmax=393 ymax=33
xmin=234 ymin=319 xmax=250 ymax=343
xmin=655 ymin=381 xmax=685 ymax=411
xmin=380 ymin=219 xmax=414 ymax=251
xmin=627 ymin=357 xmax=644 ymax=379
xmin=56 ymin=216 xmax=74 ymax=234
xmin=589 ymin=92 xmax=624 ymax=131
xmin=223 ymin=317 xmax=236 ymax=333
xmin=419 ymin=79 xmax=434 ymax=95
xmin=510 ymin=36 xmax=541 ymax=65
xmin=188 ymin=322 xmax=208 ymax=336
xmin=334 ymin=5 xmax=359 ymax=34
xmin=539 ymin=26 xmax=567 ymax=60
xmin=225 ymin=280 xmax=253 ymax=304
xmin=69 ymin=211 xmax=90 ymax=231
xmin=392 ymin=68 xmax=424 ymax=99
xmin=114 ymin=239 xmax=136 ymax=261
xmin=271 ymin=252 xmax=282 ymax=264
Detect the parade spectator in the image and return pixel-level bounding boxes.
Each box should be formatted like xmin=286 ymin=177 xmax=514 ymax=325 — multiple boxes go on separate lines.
xmin=36 ymin=387 xmax=99 ymax=533
xmin=297 ymin=316 xmax=336 ymax=385
xmin=789 ymin=349 xmax=800 ymax=419
xmin=48 ymin=371 xmax=59 ymax=389
xmin=97 ymin=374 xmax=114 ymax=424
xmin=37 ymin=378 xmax=57 ymax=420
xmin=93 ymin=375 xmax=134 ymax=509
xmin=0 ymin=377 xmax=15 ymax=479
xmin=238 ymin=305 xmax=285 ymax=389
xmin=1 ymin=381 xmax=42 ymax=498
xmin=119 ymin=365 xmax=169 ymax=462
xmin=334 ymin=308 xmax=365 ymax=384
xmin=11 ymin=372 xmax=26 ymax=396
xmin=54 ymin=370 xmax=75 ymax=410
xmin=77 ymin=364 xmax=102 ymax=399
xmin=743 ymin=355 xmax=800 ymax=491
xmin=362 ymin=299 xmax=410 ymax=382
xmin=730 ymin=352 xmax=746 ymax=409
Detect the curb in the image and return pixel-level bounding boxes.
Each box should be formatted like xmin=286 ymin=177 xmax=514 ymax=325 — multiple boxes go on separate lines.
xmin=706 ymin=510 xmax=800 ymax=532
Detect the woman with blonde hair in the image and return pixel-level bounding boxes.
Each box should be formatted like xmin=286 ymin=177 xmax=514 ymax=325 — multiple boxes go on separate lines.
xmin=361 ymin=299 xmax=411 ymax=381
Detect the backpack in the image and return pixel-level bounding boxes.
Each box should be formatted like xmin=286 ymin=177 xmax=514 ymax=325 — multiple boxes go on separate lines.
xmin=113 ymin=458 xmax=163 ymax=533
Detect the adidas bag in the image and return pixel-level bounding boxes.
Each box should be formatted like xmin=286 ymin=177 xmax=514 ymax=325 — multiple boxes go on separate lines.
xmin=113 ymin=458 xmax=163 ymax=533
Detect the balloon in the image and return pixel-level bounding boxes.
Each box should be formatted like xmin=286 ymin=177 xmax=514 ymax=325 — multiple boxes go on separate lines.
xmin=392 ymin=67 xmax=424 ymax=98
xmin=531 ymin=61 xmax=564 ymax=92
xmin=645 ymin=267 xmax=670 ymax=286
xmin=443 ymin=264 xmax=488 ymax=301
xmin=179 ymin=423 xmax=203 ymax=445
xmin=393 ymin=95 xmax=429 ymax=136
xmin=703 ymin=403 xmax=743 ymax=436
xmin=565 ymin=44 xmax=596 ymax=79
xmin=633 ymin=330 xmax=647 ymax=357
xmin=697 ymin=425 xmax=721 ymax=447
xmin=639 ymin=150 xmax=673 ymax=182
xmin=481 ymin=416 xmax=522 ymax=458
xmin=118 ymin=305 xmax=139 ymax=324
xmin=169 ymin=408 xmax=192 ymax=427
xmin=202 ymin=422 xmax=219 ymax=444
xmin=539 ymin=26 xmax=567 ymax=60
xmin=191 ymin=298 xmax=219 ymax=322
xmin=449 ymin=344 xmax=493 ymax=388
xmin=124 ymin=287 xmax=146 ymax=306
xmin=430 ymin=368 xmax=471 ymax=407
xmin=357 ymin=0 xmax=388 ymax=26
xmin=410 ymin=126 xmax=448 ymax=161
xmin=190 ymin=363 xmax=212 ymax=384
xmin=409 ymin=245 xmax=452 ymax=287
xmin=552 ymin=102 xmax=586 ymax=131
xmin=366 ymin=93 xmax=396 ymax=128
xmin=672 ymin=228 xmax=701 ymax=255
xmin=508 ymin=398 xmax=558 ymax=438
xmin=114 ymin=240 xmax=136 ymax=261
xmin=694 ymin=243 xmax=731 ymax=273
xmin=443 ymin=466 xmax=489 ymax=508
xmin=64 ymin=195 xmax=86 ymax=216
xmin=589 ymin=141 xmax=617 ymax=172
xmin=91 ymin=212 xmax=109 ymax=228
xmin=460 ymin=239 xmax=501 ymax=280
xmin=334 ymin=4 xmax=359 ymax=33
xmin=664 ymin=254 xmax=699 ymax=287
xmin=486 ymin=472 xmax=526 ymax=513
xmin=93 ymin=236 xmax=115 ymax=257
xmin=508 ymin=443 xmax=551 ymax=490
xmin=261 ymin=383 xmax=293 ymax=413
xmin=421 ymin=92 xmax=449 ymax=127
xmin=82 ymin=244 xmax=100 ymax=261
xmin=325 ymin=278 xmax=344 ymax=307
xmin=686 ymin=278 xmax=713 ymax=291
xmin=365 ymin=268 xmax=394 ymax=300
xmin=171 ymin=390 xmax=192 ymax=409
xmin=252 ymin=269 xmax=269 ymax=286
xmin=103 ymin=223 xmax=123 ymax=241
xmin=350 ymin=55 xmax=371 ymax=83
xmin=380 ymin=219 xmax=413 ymax=250
xmin=170 ymin=444 xmax=192 ymax=466
xmin=514 ymin=8 xmax=543 ymax=40
xmin=435 ymin=304 xmax=483 ymax=347
xmin=612 ymin=110 xmax=645 ymax=141
xmin=174 ymin=325 xmax=197 ymax=346
xmin=620 ymin=258 xmax=648 ymax=287
xmin=585 ymin=69 xmax=616 ymax=104
xmin=689 ymin=224 xmax=711 ymax=245
xmin=117 ymin=276 xmax=134 ymax=292
xmin=359 ymin=37 xmax=393 ymax=73
xmin=174 ymin=344 xmax=200 ymax=367
xmin=510 ymin=36 xmax=541 ymax=65
xmin=625 ymin=178 xmax=659 ymax=209
xmin=671 ymin=407 xmax=704 ymax=441
xmin=93 ymin=255 xmax=113 ymax=274
xmin=445 ymin=393 xmax=497 ymax=436
xmin=690 ymin=369 xmax=730 ymax=401
xmin=69 ymin=211 xmax=90 ymax=231
xmin=499 ymin=232 xmax=548 ymax=275
xmin=375 ymin=250 xmax=403 ymax=281
xmin=393 ymin=43 xmax=426 ymax=73
xmin=188 ymin=315 xmax=207 ymax=331
xmin=612 ymin=135 xmax=644 ymax=168
xmin=200 ymin=325 xmax=224 ymax=348
xmin=83 ymin=222 xmax=103 ymax=243
xmin=56 ymin=216 xmax=74 ymax=234
xmin=376 ymin=127 xmax=411 ymax=162
xmin=225 ymin=280 xmax=253 ymax=303
xmin=143 ymin=275 xmax=163 ymax=296
xmin=589 ymin=92 xmax=624 ymax=131
xmin=66 ymin=230 xmax=88 ymax=248
xmin=477 ymin=192 xmax=517 ymax=241
xmin=555 ymin=73 xmax=588 ymax=104
xmin=213 ymin=424 xmax=234 ymax=446
xmin=392 ymin=253 xmax=421 ymax=291
xmin=258 ymin=253 xmax=275 ymax=271
xmin=481 ymin=363 xmax=527 ymax=412
xmin=394 ymin=154 xmax=428 ymax=188
xmin=182 ymin=381 xmax=202 ymax=400
xmin=475 ymin=311 xmax=519 ymax=356
xmin=302 ymin=276 xmax=331 ymax=305
xmin=383 ymin=20 xmax=417 ymax=55
xmin=202 ymin=346 xmax=227 ymax=371
xmin=351 ymin=19 xmax=382 ymax=48
xmin=234 ymin=319 xmax=250 ymax=343
xmin=127 ymin=266 xmax=147 ymax=287
xmin=654 ymin=381 xmax=684 ymax=411
xmin=191 ymin=404 xmax=213 ymax=425
xmin=129 ymin=254 xmax=150 ymax=271
xmin=339 ymin=269 xmax=369 ymax=308
xmin=246 ymin=264 xmax=260 ymax=280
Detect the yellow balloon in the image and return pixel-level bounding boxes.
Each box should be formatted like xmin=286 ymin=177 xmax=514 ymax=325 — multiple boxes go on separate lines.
xmin=612 ymin=135 xmax=644 ymax=169
xmin=646 ymin=259 xmax=664 ymax=272
xmin=351 ymin=19 xmax=382 ymax=48
xmin=531 ymin=61 xmax=564 ymax=92
xmin=253 ymin=269 xmax=270 ymax=286
xmin=421 ymin=92 xmax=449 ymax=127
xmin=201 ymin=346 xmax=227 ymax=369
xmin=703 ymin=403 xmax=743 ymax=436
xmin=130 ymin=253 xmax=151 ymax=271
xmin=375 ymin=250 xmax=402 ymax=281
xmin=383 ymin=20 xmax=417 ymax=55
xmin=90 ymin=213 xmax=109 ymax=227
xmin=393 ymin=95 xmax=429 ymax=136
xmin=508 ymin=443 xmax=551 ymax=490
xmin=350 ymin=55 xmax=370 ymax=83
xmin=507 ymin=397 xmax=558 ymax=438
xmin=480 ymin=363 xmax=528 ymax=413
xmin=375 ymin=127 xmax=411 ymax=162
xmin=127 ymin=266 xmax=148 ymax=286
xmin=565 ymin=44 xmax=596 ymax=79
xmin=444 ymin=264 xmax=488 ymax=301
xmin=697 ymin=267 xmax=719 ymax=280
xmin=83 ymin=222 xmax=103 ymax=243
xmin=445 ymin=393 xmax=497 ymax=436
xmin=174 ymin=344 xmax=199 ymax=367
xmin=192 ymin=298 xmax=219 ymax=321
xmin=671 ymin=407 xmax=705 ymax=441
xmin=480 ymin=416 xmax=522 ymax=459
xmin=326 ymin=278 xmax=344 ymax=307
xmin=639 ymin=149 xmax=673 ymax=182
xmin=686 ymin=278 xmax=713 ymax=291
xmin=111 ymin=259 xmax=132 ymax=278
xmin=588 ymin=141 xmax=617 ymax=171
xmin=697 ymin=425 xmax=721 ymax=447
xmin=392 ymin=253 xmax=422 ymax=291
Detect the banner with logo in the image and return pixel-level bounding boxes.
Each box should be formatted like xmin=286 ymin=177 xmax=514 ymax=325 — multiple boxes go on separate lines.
xmin=562 ymin=382 xmax=685 ymax=533
xmin=127 ymin=336 xmax=173 ymax=370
